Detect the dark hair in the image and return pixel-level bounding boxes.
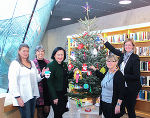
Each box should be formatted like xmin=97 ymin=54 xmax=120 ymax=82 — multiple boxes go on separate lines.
xmin=16 ymin=43 xmax=30 ymax=64
xmin=51 ymin=47 xmax=66 ymax=61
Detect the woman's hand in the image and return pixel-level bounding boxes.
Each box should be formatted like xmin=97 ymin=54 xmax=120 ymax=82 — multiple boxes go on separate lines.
xmin=16 ymin=97 xmax=24 ymax=107
xmin=115 ymin=105 xmax=120 ymax=114
xmin=53 ymin=99 xmax=58 ymax=105
xmin=89 ymin=65 xmax=96 ymax=71
xmin=41 ymin=67 xmax=49 ymax=76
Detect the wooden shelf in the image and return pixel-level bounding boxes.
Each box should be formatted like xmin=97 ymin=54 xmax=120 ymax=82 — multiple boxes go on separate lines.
xmin=141 ymin=71 xmax=150 ymax=76
xmin=4 ymin=104 xmax=18 ymax=112
xmin=136 ymin=110 xmax=150 ymax=118
xmin=135 ymin=100 xmax=150 ymax=117
xmin=140 ymin=56 xmax=150 ymax=61
xmin=137 ymin=99 xmax=150 ymax=102
xmin=135 ymin=40 xmax=150 ymax=47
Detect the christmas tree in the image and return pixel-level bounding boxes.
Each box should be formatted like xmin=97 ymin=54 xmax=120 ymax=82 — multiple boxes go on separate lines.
xmin=67 ymin=3 xmax=107 ymax=101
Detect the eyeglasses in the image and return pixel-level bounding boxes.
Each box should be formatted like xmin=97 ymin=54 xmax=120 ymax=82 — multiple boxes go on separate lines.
xmin=106 ymin=60 xmax=116 ymax=62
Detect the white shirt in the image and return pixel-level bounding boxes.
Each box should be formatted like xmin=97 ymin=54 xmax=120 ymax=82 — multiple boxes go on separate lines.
xmin=8 ymin=60 xmax=42 ymax=106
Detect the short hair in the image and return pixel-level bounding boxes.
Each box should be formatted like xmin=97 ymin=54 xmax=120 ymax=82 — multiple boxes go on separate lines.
xmin=51 ymin=47 xmax=66 ymax=61
xmin=106 ymin=54 xmax=118 ymax=62
xmin=35 ymin=45 xmax=45 ymax=52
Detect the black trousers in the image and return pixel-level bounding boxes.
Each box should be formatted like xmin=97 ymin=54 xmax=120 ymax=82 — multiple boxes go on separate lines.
xmin=101 ymin=101 xmax=120 ymax=118
xmin=124 ymin=87 xmax=139 ymax=118
xmin=51 ymin=91 xmax=68 ymax=118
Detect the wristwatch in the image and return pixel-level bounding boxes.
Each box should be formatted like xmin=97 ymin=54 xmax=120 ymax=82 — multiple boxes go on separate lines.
xmin=116 ymin=103 xmax=121 ymax=106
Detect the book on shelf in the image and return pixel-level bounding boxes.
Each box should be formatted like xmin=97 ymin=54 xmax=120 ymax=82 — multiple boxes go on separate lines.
xmin=140 ymin=76 xmax=150 ymax=86
xmin=140 ymin=61 xmax=150 ymax=71
xmin=138 ymin=90 xmax=150 ymax=101
xmin=136 ymin=47 xmax=150 ymax=56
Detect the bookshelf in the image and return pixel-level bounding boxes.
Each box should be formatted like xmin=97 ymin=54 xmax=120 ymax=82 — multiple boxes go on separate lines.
xmin=67 ymin=22 xmax=150 ymax=117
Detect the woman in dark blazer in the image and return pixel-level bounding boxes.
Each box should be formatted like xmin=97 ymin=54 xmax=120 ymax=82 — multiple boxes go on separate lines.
xmin=46 ymin=47 xmax=73 ymax=118
xmin=104 ymin=38 xmax=141 ymax=118
xmin=90 ymin=55 xmax=125 ymax=118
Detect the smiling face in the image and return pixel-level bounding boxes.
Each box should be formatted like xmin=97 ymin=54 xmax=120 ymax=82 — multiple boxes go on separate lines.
xmin=106 ymin=59 xmax=118 ymax=70
xmin=36 ymin=49 xmax=45 ymax=60
xmin=54 ymin=50 xmax=64 ymax=64
xmin=18 ymin=47 xmax=29 ymax=60
xmin=124 ymin=41 xmax=134 ymax=53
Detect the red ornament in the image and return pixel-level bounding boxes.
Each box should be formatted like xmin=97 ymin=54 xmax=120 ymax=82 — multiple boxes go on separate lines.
xmin=85 ymin=108 xmax=91 ymax=112
xmin=77 ymin=43 xmax=84 ymax=49
xmin=68 ymin=63 xmax=73 ymax=71
xmin=82 ymin=63 xmax=87 ymax=72
xmin=83 ymin=32 xmax=88 ymax=37
xmin=87 ymin=71 xmax=92 ymax=76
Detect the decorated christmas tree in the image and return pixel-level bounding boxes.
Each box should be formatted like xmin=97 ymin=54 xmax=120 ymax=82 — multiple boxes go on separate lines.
xmin=67 ymin=3 xmax=107 ymax=102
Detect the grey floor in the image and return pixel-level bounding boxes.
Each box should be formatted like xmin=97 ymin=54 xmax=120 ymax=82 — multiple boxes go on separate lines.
xmin=47 ymin=100 xmax=129 ymax=118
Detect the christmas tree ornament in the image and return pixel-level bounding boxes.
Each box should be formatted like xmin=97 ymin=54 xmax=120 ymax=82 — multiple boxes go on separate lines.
xmin=68 ymin=63 xmax=73 ymax=71
xmin=45 ymin=71 xmax=51 ymax=79
xmin=76 ymin=99 xmax=82 ymax=107
xmin=100 ymin=67 xmax=106 ymax=74
xmin=77 ymin=43 xmax=84 ymax=49
xmin=74 ymin=69 xmax=82 ymax=83
xmin=83 ymin=84 xmax=89 ymax=89
xmin=74 ymin=85 xmax=82 ymax=89
xmin=82 ymin=63 xmax=87 ymax=72
xmin=83 ymin=52 xmax=87 ymax=60
xmin=87 ymin=70 xmax=92 ymax=76
xmin=85 ymin=107 xmax=91 ymax=112
xmin=83 ymin=32 xmax=88 ymax=37
xmin=92 ymin=48 xmax=98 ymax=57
xmin=95 ymin=36 xmax=101 ymax=44
xmin=90 ymin=86 xmax=91 ymax=92
xmin=69 ymin=82 xmax=74 ymax=91
xmin=70 ymin=51 xmax=76 ymax=60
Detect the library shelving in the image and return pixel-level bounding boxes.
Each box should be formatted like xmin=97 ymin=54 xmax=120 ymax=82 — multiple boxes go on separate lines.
xmin=67 ymin=22 xmax=150 ymax=117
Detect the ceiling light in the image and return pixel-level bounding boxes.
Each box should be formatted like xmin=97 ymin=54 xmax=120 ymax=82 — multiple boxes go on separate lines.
xmin=62 ymin=18 xmax=71 ymax=21
xmin=119 ymin=0 xmax=131 ymax=4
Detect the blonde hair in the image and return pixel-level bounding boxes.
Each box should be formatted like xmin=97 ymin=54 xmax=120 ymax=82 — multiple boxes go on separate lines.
xmin=106 ymin=54 xmax=118 ymax=62
xmin=123 ymin=38 xmax=136 ymax=53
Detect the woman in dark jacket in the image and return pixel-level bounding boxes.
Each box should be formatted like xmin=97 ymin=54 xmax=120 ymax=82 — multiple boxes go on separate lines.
xmin=90 ymin=54 xmax=125 ymax=118
xmin=104 ymin=38 xmax=141 ymax=118
xmin=46 ymin=47 xmax=73 ymax=118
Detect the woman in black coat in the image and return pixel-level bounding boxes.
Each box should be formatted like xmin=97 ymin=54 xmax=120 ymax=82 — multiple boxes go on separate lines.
xmin=90 ymin=55 xmax=125 ymax=118
xmin=104 ymin=38 xmax=141 ymax=118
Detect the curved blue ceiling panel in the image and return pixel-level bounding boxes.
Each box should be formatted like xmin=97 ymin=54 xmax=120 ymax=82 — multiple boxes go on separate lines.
xmin=0 ymin=0 xmax=56 ymax=91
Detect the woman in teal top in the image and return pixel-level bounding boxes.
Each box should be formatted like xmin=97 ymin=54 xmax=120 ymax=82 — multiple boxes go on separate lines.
xmin=47 ymin=47 xmax=73 ymax=118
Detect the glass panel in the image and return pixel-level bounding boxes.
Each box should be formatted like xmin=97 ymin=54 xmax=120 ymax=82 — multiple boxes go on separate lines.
xmin=0 ymin=0 xmax=56 ymax=93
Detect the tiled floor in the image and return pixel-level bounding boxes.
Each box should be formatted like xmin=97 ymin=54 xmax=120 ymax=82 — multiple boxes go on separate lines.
xmin=47 ymin=99 xmax=129 ymax=118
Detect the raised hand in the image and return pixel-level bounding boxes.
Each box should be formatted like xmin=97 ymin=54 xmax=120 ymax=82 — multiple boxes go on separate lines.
xmin=89 ymin=65 xmax=96 ymax=71
xmin=41 ymin=67 xmax=49 ymax=76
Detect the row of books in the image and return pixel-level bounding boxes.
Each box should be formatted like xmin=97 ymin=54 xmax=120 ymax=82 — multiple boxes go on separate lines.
xmin=107 ymin=32 xmax=150 ymax=43
xmin=136 ymin=47 xmax=150 ymax=56
xmin=129 ymin=32 xmax=150 ymax=41
xmin=140 ymin=61 xmax=150 ymax=71
xmin=140 ymin=76 xmax=150 ymax=86
xmin=107 ymin=34 xmax=126 ymax=43
xmin=137 ymin=90 xmax=150 ymax=101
